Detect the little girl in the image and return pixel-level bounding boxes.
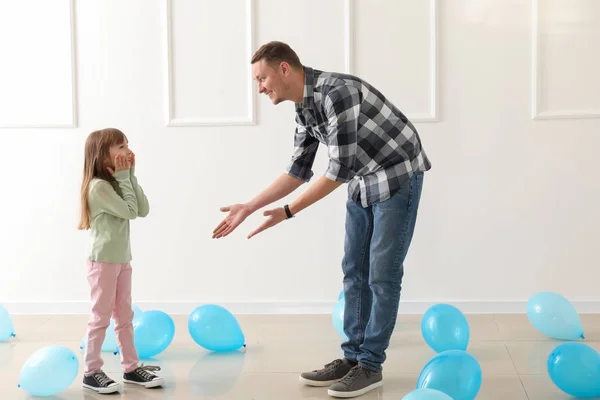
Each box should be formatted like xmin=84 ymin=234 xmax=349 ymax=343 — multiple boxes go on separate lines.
xmin=78 ymin=128 xmax=163 ymax=394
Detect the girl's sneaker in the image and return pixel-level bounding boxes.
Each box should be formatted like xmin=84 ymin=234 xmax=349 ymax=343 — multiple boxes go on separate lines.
xmin=123 ymin=364 xmax=164 ymax=388
xmin=82 ymin=370 xmax=122 ymax=394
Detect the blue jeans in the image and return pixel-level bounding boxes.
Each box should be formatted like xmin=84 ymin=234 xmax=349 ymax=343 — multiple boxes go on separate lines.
xmin=341 ymin=172 xmax=424 ymax=372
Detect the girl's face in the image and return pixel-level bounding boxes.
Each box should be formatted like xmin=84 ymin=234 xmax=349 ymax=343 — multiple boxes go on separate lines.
xmin=107 ymin=141 xmax=132 ymax=169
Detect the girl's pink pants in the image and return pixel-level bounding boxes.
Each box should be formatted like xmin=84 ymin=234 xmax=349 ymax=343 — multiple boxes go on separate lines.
xmin=84 ymin=260 xmax=139 ymax=375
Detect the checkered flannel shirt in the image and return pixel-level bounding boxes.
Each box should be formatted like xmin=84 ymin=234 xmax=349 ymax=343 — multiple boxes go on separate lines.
xmin=286 ymin=66 xmax=432 ymax=207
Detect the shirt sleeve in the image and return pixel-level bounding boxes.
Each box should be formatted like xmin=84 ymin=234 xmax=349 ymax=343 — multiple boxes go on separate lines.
xmin=88 ymin=170 xmax=139 ymax=220
xmin=130 ymin=167 xmax=150 ymax=217
xmin=285 ymin=116 xmax=320 ymax=182
xmin=323 ymin=86 xmax=360 ymax=183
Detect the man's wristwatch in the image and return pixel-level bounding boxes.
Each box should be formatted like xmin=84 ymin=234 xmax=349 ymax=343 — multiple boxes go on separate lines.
xmin=284 ymin=204 xmax=294 ymax=219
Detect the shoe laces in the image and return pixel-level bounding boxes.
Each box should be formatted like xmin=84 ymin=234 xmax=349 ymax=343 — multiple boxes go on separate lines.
xmin=319 ymin=359 xmax=343 ymax=374
xmin=339 ymin=365 xmax=364 ymax=386
xmin=93 ymin=371 xmax=113 ymax=387
xmin=137 ymin=363 xmax=161 ymax=380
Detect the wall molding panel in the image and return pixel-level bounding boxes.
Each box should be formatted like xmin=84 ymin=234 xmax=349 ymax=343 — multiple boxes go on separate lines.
xmin=344 ymin=0 xmax=438 ymax=123
xmin=531 ymin=0 xmax=600 ymax=120
xmin=162 ymin=0 xmax=256 ymax=127
xmin=0 ymin=0 xmax=78 ymax=129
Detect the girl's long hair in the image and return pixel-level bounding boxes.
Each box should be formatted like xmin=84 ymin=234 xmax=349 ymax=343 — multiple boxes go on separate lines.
xmin=78 ymin=128 xmax=128 ymax=230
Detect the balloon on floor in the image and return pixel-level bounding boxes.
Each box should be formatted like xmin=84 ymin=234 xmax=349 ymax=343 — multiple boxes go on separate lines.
xmin=133 ymin=310 xmax=175 ymax=359
xmin=402 ymin=388 xmax=454 ymax=400
xmin=527 ymin=292 xmax=584 ymax=340
xmin=188 ymin=304 xmax=245 ymax=352
xmin=0 ymin=304 xmax=15 ymax=341
xmin=548 ymin=342 xmax=600 ymax=397
xmin=416 ymin=349 xmax=482 ymax=400
xmin=421 ymin=303 xmax=470 ymax=353
xmin=18 ymin=345 xmax=79 ymax=396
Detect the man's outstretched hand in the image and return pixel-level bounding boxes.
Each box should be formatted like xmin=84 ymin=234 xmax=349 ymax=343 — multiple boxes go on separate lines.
xmin=213 ymin=176 xmax=342 ymax=239
xmin=212 ymin=173 xmax=306 ymax=239
xmin=212 ymin=204 xmax=252 ymax=239
xmin=247 ymin=207 xmax=287 ymax=239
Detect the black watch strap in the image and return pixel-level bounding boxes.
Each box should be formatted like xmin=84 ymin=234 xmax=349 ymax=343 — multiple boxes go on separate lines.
xmin=284 ymin=204 xmax=294 ymax=219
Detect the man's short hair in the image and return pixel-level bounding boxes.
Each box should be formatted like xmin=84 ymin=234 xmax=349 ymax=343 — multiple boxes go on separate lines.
xmin=251 ymin=41 xmax=303 ymax=69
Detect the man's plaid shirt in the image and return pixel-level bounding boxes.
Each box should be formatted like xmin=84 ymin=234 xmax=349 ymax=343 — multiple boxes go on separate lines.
xmin=286 ymin=66 xmax=431 ymax=207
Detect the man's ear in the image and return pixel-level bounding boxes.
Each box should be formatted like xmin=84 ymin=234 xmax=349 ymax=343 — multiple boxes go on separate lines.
xmin=280 ymin=61 xmax=291 ymax=76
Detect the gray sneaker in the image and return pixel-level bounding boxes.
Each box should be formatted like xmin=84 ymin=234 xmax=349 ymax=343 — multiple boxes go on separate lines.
xmin=299 ymin=358 xmax=356 ymax=387
xmin=327 ymin=364 xmax=383 ymax=398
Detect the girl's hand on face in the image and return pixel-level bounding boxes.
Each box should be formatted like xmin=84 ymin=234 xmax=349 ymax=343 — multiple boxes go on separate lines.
xmin=107 ymin=154 xmax=131 ymax=175
xmin=129 ymin=151 xmax=135 ymax=167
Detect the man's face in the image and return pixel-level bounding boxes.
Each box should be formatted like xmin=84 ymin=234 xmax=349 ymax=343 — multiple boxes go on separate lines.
xmin=252 ymin=60 xmax=289 ymax=105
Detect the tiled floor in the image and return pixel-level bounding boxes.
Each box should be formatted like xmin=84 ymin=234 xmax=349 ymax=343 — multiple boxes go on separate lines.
xmin=1 ymin=313 xmax=599 ymax=399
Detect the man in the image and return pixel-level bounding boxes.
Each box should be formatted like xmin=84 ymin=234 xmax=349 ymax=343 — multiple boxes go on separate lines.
xmin=213 ymin=41 xmax=431 ymax=398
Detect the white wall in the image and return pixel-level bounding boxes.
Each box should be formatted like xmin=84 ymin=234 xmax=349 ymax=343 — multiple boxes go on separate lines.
xmin=1 ymin=0 xmax=599 ymax=314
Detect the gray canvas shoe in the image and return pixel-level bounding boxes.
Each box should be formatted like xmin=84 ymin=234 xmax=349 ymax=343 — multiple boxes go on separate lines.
xmin=299 ymin=358 xmax=356 ymax=387
xmin=82 ymin=370 xmax=122 ymax=394
xmin=327 ymin=364 xmax=383 ymax=398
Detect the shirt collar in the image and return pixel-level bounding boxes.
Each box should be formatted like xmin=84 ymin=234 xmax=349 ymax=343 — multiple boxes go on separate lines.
xmin=296 ymin=66 xmax=314 ymax=111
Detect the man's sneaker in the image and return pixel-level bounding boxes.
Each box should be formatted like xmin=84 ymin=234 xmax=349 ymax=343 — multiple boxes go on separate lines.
xmin=327 ymin=364 xmax=383 ymax=398
xmin=299 ymin=358 xmax=357 ymax=387
xmin=82 ymin=370 xmax=122 ymax=394
xmin=123 ymin=364 xmax=164 ymax=388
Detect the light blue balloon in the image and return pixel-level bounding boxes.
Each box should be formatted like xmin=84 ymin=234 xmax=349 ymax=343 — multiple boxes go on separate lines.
xmin=134 ymin=310 xmax=175 ymax=359
xmin=188 ymin=305 xmax=245 ymax=352
xmin=0 ymin=304 xmax=15 ymax=341
xmin=527 ymin=292 xmax=584 ymax=340
xmin=332 ymin=297 xmax=348 ymax=340
xmin=18 ymin=345 xmax=79 ymax=396
xmin=417 ymin=350 xmax=482 ymax=400
xmin=547 ymin=342 xmax=600 ymax=397
xmin=80 ymin=318 xmax=119 ymax=354
xmin=421 ymin=304 xmax=470 ymax=353
xmin=403 ymin=388 xmax=454 ymax=400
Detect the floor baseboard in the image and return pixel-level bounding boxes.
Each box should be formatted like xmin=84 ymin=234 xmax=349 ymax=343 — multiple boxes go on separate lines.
xmin=4 ymin=300 xmax=600 ymax=315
